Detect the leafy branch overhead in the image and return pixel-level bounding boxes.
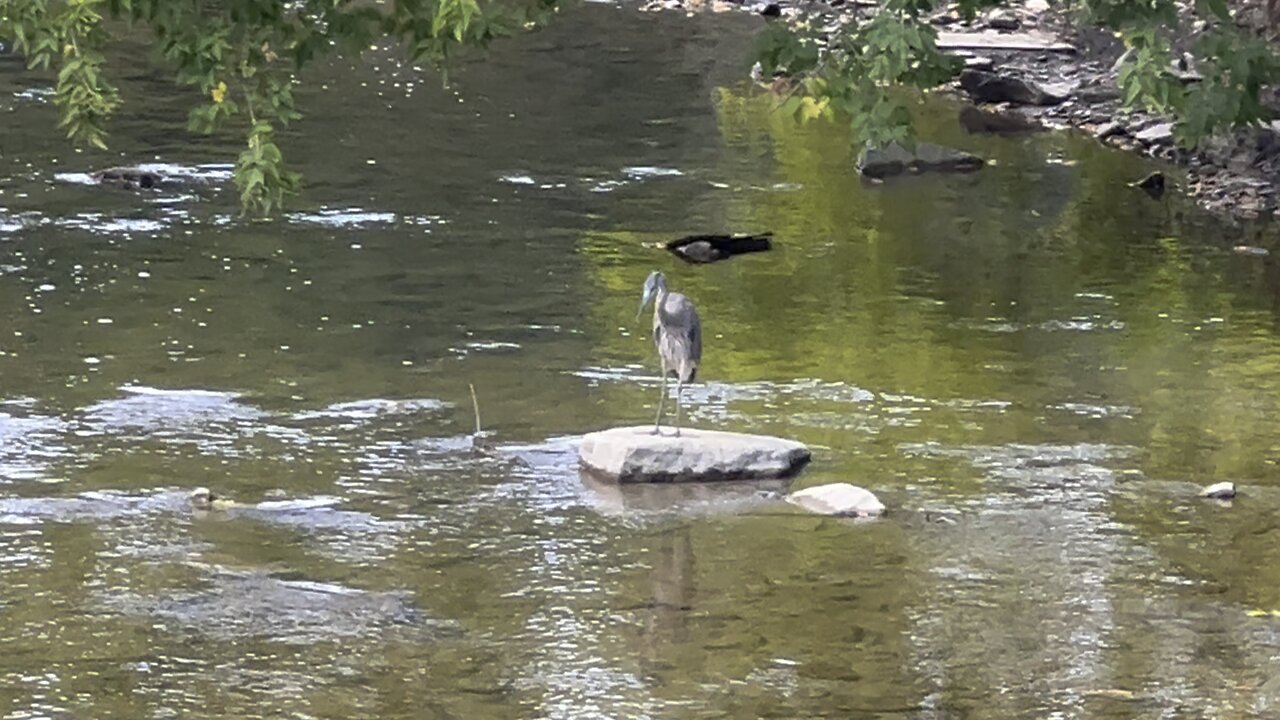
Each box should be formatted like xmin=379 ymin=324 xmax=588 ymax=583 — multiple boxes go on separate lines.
xmin=5 ymin=0 xmax=1278 ymax=214
xmin=0 ymin=0 xmax=558 ymax=215
xmin=755 ymin=0 xmax=1280 ymax=154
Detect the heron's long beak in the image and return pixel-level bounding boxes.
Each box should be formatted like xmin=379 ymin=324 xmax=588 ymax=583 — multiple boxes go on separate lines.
xmin=635 ymin=288 xmax=652 ymax=322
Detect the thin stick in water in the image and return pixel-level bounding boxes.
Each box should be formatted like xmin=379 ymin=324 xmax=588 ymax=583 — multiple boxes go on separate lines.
xmin=468 ymin=383 xmax=482 ymax=436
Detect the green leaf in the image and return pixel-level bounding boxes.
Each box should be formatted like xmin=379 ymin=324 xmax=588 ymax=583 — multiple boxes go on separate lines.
xmin=1194 ymin=0 xmax=1230 ymax=22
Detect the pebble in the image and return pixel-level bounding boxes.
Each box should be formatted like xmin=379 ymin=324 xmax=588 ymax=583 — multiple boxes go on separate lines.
xmin=963 ymin=56 xmax=995 ymax=71
xmin=1095 ymin=122 xmax=1126 ymax=139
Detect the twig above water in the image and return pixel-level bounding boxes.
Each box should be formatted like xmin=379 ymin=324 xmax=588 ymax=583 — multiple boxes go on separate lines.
xmin=469 ymin=383 xmax=482 ymax=437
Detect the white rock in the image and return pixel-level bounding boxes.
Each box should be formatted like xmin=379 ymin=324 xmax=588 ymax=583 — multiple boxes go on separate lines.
xmin=936 ymin=30 xmax=1074 ymax=53
xmin=785 ymin=483 xmax=885 ymax=517
xmin=578 ymin=426 xmax=810 ymax=483
xmin=1136 ymin=122 xmax=1174 ymax=144
xmin=1201 ymin=481 xmax=1237 ymax=500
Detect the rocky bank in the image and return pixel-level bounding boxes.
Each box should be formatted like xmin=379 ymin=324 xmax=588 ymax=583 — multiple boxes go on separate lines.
xmin=643 ymin=0 xmax=1280 ymax=222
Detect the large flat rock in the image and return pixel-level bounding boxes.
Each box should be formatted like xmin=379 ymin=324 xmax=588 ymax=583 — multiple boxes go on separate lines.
xmin=579 ymin=426 xmax=811 ymax=483
xmin=937 ymin=30 xmax=1075 ymax=53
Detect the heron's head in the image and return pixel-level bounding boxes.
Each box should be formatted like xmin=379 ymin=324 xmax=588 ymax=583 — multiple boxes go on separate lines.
xmin=637 ymin=271 xmax=666 ymax=321
xmin=189 ymin=487 xmax=216 ymax=510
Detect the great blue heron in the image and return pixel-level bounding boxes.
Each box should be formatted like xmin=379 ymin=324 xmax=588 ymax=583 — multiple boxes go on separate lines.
xmin=637 ymin=270 xmax=702 ymax=436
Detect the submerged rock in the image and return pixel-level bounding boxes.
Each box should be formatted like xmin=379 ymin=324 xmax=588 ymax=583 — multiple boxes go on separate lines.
xmin=958 ymin=69 xmax=1070 ymax=106
xmin=102 ymin=566 xmax=441 ymax=644
xmin=0 ymin=489 xmax=197 ymax=523
xmin=578 ymin=426 xmax=810 ymax=483
xmin=1201 ymin=481 xmax=1237 ymax=500
xmin=858 ymin=142 xmax=985 ymax=179
xmin=785 ymin=483 xmax=885 ymax=517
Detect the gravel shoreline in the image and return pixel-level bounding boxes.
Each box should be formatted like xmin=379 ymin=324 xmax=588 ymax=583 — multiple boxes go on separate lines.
xmin=644 ymin=0 xmax=1280 ymax=222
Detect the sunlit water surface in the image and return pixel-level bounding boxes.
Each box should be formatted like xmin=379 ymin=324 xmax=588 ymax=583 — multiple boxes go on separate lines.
xmin=3 ymin=5 xmax=1280 ymax=719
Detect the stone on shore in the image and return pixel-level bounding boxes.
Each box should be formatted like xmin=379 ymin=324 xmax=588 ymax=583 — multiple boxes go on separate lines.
xmin=578 ymin=426 xmax=810 ymax=483
xmin=936 ymin=30 xmax=1074 ymax=53
xmin=984 ymin=10 xmax=1021 ymax=31
xmin=1136 ymin=122 xmax=1174 ymax=145
xmin=858 ymin=142 xmax=985 ymax=179
xmin=959 ymin=69 xmax=1071 ymax=106
xmin=785 ymin=483 xmax=885 ymax=517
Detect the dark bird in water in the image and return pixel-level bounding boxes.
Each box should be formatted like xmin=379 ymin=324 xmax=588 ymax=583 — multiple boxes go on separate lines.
xmin=665 ymin=233 xmax=773 ymax=264
xmin=637 ymin=270 xmax=701 ymax=436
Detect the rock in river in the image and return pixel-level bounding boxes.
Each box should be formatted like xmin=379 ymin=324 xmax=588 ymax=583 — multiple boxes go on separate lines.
xmin=858 ymin=143 xmax=985 ymax=180
xmin=1201 ymin=481 xmax=1237 ymax=500
xmin=578 ymin=426 xmax=811 ymax=483
xmin=785 ymin=483 xmax=885 ymax=517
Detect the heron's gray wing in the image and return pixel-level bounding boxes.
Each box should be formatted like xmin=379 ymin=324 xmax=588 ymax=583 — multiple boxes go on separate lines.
xmin=661 ymin=294 xmax=698 ymax=330
xmin=661 ymin=293 xmax=702 ymax=371
xmin=688 ymin=306 xmax=702 ymax=364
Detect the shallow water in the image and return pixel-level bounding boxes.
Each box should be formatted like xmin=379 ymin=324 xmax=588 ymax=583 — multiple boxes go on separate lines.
xmin=3 ymin=4 xmax=1280 ymax=718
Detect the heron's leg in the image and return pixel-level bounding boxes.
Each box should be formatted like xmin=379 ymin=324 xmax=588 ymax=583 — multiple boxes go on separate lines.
xmin=674 ymin=379 xmax=684 ymax=437
xmin=652 ymin=372 xmax=668 ymax=434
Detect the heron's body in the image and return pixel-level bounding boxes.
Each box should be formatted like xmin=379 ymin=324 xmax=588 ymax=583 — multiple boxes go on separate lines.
xmin=652 ymin=291 xmax=701 ymax=383
xmin=638 ymin=271 xmax=702 ymax=436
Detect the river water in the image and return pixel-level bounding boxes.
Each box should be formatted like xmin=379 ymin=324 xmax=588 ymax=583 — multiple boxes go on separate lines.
xmin=3 ymin=4 xmax=1280 ymax=719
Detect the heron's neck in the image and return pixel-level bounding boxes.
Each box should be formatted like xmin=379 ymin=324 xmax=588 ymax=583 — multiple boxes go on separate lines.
xmin=653 ymin=286 xmax=672 ymax=322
